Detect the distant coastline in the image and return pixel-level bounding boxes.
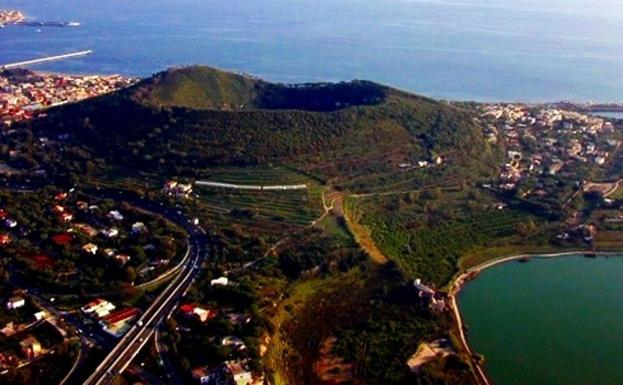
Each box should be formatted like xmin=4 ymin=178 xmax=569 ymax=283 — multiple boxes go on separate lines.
xmin=0 ymin=8 xmax=79 ymax=28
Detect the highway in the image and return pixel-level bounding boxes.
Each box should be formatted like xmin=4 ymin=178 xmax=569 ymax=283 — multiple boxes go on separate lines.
xmin=81 ymin=200 xmax=207 ymax=385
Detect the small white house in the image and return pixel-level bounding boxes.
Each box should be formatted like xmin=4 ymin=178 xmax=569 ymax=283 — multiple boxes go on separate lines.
xmin=7 ymin=296 xmax=25 ymax=310
xmin=131 ymin=222 xmax=147 ymax=234
xmin=107 ymin=210 xmax=124 ymax=221
xmin=101 ymin=228 xmax=119 ymax=238
xmin=210 ymin=276 xmax=229 ymax=286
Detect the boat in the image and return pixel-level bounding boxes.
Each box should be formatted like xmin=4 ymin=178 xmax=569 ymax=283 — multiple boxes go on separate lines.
xmin=518 ymin=256 xmax=531 ymax=263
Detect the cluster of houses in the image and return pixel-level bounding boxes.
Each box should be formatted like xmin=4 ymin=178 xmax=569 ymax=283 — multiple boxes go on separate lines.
xmin=178 ymin=278 xmax=261 ymax=384
xmin=81 ymin=298 xmax=140 ymax=337
xmin=0 ymin=293 xmax=68 ymax=374
xmin=0 ymin=189 xmax=178 ymax=287
xmin=413 ymin=279 xmax=446 ymax=312
xmin=51 ymin=193 xmax=150 ymax=269
xmin=0 ymin=70 xmax=136 ymax=125
xmin=482 ymin=104 xmax=618 ymax=198
xmin=0 ymin=10 xmax=25 ymax=26
xmin=163 ymin=180 xmax=194 ymax=198
xmin=181 ymin=301 xmax=258 ymax=385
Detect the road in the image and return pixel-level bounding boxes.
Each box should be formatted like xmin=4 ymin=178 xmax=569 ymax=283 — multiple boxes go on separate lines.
xmin=195 ymin=180 xmax=308 ymax=191
xmin=81 ymin=192 xmax=207 ymax=385
xmin=0 ymin=183 xmax=207 ymax=385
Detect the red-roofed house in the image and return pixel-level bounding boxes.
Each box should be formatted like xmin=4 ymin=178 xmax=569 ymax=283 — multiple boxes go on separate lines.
xmin=179 ymin=303 xmax=218 ymax=323
xmin=60 ymin=212 xmax=73 ymax=222
xmin=54 ymin=192 xmax=68 ymax=201
xmin=52 ymin=233 xmax=73 ymax=246
xmin=179 ymin=303 xmax=196 ymax=314
xmin=100 ymin=307 xmax=140 ymax=337
xmin=0 ymin=234 xmax=10 ymax=245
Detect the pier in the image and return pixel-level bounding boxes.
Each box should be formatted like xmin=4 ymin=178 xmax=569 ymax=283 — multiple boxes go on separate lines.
xmin=1 ymin=50 xmax=92 ymax=69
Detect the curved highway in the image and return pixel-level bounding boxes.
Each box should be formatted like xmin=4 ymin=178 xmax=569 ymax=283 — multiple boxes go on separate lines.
xmin=0 ymin=184 xmax=205 ymax=385
xmin=81 ymin=194 xmax=207 ymax=385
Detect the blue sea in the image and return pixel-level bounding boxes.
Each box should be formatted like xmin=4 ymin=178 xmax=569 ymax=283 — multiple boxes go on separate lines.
xmin=2 ymin=0 xmax=623 ymax=101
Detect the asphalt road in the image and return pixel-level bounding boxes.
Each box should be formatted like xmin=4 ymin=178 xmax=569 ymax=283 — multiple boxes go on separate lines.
xmin=80 ymin=190 xmax=208 ymax=385
xmin=0 ymin=183 xmax=208 ymax=385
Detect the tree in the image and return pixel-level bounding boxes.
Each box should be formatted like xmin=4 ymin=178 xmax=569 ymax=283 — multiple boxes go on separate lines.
xmin=124 ymin=266 xmax=138 ymax=282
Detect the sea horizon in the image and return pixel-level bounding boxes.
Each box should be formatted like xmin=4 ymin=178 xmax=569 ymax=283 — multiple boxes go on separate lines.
xmin=2 ymin=0 xmax=623 ymax=102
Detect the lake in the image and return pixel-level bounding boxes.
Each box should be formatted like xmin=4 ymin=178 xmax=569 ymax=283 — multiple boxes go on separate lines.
xmin=2 ymin=0 xmax=623 ymax=101
xmin=459 ymin=255 xmax=623 ymax=385
xmin=593 ymin=111 xmax=623 ymax=120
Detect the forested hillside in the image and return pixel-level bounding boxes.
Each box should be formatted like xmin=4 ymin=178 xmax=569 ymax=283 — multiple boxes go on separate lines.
xmin=13 ymin=66 xmax=497 ymax=191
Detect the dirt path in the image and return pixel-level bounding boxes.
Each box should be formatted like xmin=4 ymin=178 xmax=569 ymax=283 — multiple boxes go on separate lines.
xmin=341 ymin=196 xmax=389 ymax=264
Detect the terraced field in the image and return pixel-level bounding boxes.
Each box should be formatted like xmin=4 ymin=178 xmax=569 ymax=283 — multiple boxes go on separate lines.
xmin=198 ymin=166 xmax=312 ymax=185
xmin=193 ymin=167 xmax=325 ymax=236
xmin=196 ymin=187 xmax=322 ymax=225
xmin=347 ymin=190 xmax=540 ymax=285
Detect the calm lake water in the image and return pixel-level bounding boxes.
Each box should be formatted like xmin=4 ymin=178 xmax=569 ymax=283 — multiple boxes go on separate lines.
xmin=459 ymin=255 xmax=623 ymax=385
xmin=594 ymin=111 xmax=623 ymax=120
xmin=2 ymin=0 xmax=623 ymax=101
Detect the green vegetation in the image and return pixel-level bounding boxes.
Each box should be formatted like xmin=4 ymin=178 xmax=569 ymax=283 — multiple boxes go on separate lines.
xmin=347 ymin=188 xmax=545 ymax=286
xmin=266 ymin=265 xmax=474 ymax=385
xmin=133 ymin=66 xmax=387 ymax=112
xmin=0 ymin=187 xmax=185 ymax=293
xmin=195 ymin=186 xmax=322 ymax=228
xmin=4 ymin=66 xmax=622 ymax=385
xmin=11 ymin=66 xmax=497 ymax=194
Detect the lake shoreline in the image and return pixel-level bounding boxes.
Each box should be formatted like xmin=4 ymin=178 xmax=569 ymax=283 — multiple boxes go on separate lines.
xmin=449 ymin=250 xmax=623 ymax=385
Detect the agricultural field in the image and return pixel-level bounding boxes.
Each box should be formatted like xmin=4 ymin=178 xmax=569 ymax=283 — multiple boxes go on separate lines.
xmin=197 ymin=166 xmax=312 ymax=185
xmin=191 ymin=167 xmax=324 ymax=236
xmin=346 ymin=188 xmax=543 ymax=286
xmin=85 ymin=168 xmax=163 ymax=193
xmin=607 ymin=183 xmax=623 ymax=200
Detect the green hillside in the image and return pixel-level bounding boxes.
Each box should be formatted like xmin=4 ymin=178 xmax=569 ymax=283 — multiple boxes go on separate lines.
xmin=15 ymin=66 xmax=499 ymax=192
xmin=131 ymin=65 xmax=387 ymax=112
xmin=131 ymin=66 xmax=260 ymax=110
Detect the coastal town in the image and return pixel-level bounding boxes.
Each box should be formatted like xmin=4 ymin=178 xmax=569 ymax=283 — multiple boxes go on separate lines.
xmin=481 ymin=104 xmax=620 ymax=202
xmin=1 ymin=69 xmax=137 ymax=125
xmin=0 ymin=10 xmax=26 ymax=27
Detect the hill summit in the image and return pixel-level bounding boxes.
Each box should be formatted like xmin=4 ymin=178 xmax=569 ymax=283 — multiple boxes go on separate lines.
xmin=21 ymin=66 xmax=498 ymax=191
xmin=131 ymin=66 xmax=387 ymax=112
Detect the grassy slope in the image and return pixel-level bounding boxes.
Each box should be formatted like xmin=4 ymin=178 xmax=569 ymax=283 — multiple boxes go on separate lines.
xmin=132 ymin=66 xmax=260 ymax=109
xmin=21 ymin=66 xmax=495 ymax=193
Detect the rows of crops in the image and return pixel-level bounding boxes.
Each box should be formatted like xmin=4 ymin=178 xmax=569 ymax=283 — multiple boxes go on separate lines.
xmin=195 ymin=185 xmax=324 ymax=230
xmin=362 ymin=207 xmax=535 ymax=285
xmin=199 ymin=166 xmax=310 ymax=185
